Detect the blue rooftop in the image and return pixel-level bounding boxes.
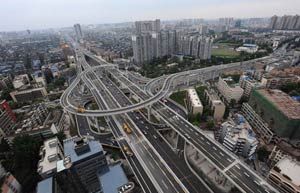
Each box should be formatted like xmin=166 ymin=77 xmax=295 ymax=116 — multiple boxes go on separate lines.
xmin=63 ymin=136 xmax=103 ymax=163
xmin=37 ymin=177 xmax=53 ymax=193
xmin=243 ymin=44 xmax=257 ymax=47
xmin=99 ymin=164 xmax=128 ymax=193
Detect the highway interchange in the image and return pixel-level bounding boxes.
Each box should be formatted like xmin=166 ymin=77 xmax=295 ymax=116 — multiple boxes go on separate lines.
xmin=60 ymin=45 xmax=278 ymax=193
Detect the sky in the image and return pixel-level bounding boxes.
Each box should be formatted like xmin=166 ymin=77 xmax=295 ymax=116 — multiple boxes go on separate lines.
xmin=0 ymin=0 xmax=299 ymax=31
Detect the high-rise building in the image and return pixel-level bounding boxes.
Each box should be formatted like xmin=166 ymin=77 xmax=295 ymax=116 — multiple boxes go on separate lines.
xmin=73 ymin=24 xmax=83 ymax=41
xmin=132 ymin=33 xmax=153 ymax=64
xmin=135 ymin=19 xmax=160 ymax=34
xmin=63 ymin=136 xmax=108 ymax=193
xmin=269 ymin=15 xmax=300 ymax=30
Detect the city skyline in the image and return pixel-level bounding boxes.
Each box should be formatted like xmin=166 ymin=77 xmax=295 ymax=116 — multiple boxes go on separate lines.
xmin=0 ymin=0 xmax=299 ymax=31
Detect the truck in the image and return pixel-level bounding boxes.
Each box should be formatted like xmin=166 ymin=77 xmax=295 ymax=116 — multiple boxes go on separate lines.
xmin=123 ymin=123 xmax=132 ymax=134
xmin=123 ymin=146 xmax=133 ymax=157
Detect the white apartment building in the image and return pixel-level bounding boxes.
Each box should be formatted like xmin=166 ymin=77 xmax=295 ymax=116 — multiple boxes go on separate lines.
xmin=186 ymin=88 xmax=203 ymax=114
xmin=217 ymin=77 xmax=244 ymax=103
xmin=219 ymin=114 xmax=258 ymax=158
xmin=204 ymin=89 xmax=225 ymax=121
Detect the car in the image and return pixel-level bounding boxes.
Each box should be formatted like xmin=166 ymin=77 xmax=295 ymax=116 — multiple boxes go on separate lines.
xmin=153 ymin=135 xmax=157 ymax=139
xmin=143 ymin=131 xmax=147 ymax=135
xmin=185 ymin=133 xmax=191 ymax=139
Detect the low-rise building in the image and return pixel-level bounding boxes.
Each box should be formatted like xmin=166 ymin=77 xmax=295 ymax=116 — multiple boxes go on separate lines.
xmin=268 ymin=141 xmax=300 ymax=167
xmin=219 ymin=114 xmax=258 ymax=158
xmin=248 ymin=89 xmax=300 ymax=141
xmin=12 ymin=74 xmax=30 ymax=89
xmin=261 ymin=73 xmax=300 ymax=89
xmin=241 ymin=102 xmax=277 ymax=144
xmin=0 ymin=172 xmax=22 ymax=193
xmin=236 ymin=44 xmax=258 ymax=53
xmin=186 ymin=88 xmax=203 ymax=114
xmin=204 ymin=89 xmax=225 ymax=121
xmin=10 ymin=87 xmax=47 ymax=103
xmin=268 ymin=157 xmax=300 ymax=193
xmin=217 ymin=77 xmax=244 ymax=103
xmin=239 ymin=75 xmax=265 ymax=98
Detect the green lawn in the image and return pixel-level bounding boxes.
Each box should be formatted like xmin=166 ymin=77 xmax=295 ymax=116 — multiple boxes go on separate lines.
xmin=169 ymin=90 xmax=187 ymax=107
xmin=212 ymin=43 xmax=240 ymax=58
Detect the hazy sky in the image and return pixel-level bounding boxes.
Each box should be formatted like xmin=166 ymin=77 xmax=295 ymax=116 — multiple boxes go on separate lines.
xmin=0 ymin=0 xmax=299 ymax=31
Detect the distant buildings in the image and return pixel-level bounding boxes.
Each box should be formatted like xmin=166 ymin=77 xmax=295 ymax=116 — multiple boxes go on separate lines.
xmin=186 ymin=88 xmax=203 ymax=114
xmin=204 ymin=89 xmax=225 ymax=121
xmin=132 ymin=19 xmax=213 ymax=65
xmin=10 ymin=87 xmax=48 ymax=103
xmin=135 ymin=19 xmax=160 ymax=34
xmin=270 ymin=15 xmax=300 ymax=30
xmin=219 ymin=114 xmax=258 ymax=158
xmin=217 ymin=77 xmax=244 ymax=103
xmin=268 ymin=157 xmax=300 ymax=193
xmin=74 ymin=24 xmax=83 ymax=41
xmin=236 ymin=44 xmax=259 ymax=54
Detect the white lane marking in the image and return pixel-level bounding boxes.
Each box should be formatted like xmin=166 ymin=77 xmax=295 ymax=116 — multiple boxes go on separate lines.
xmin=235 ymin=165 xmax=240 ymax=169
xmin=244 ymin=172 xmax=250 ymax=177
xmin=213 ymin=146 xmax=217 ymax=150
xmin=200 ymin=136 xmax=204 ymax=140
xmin=254 ymin=180 xmax=260 ymax=185
xmin=162 ymin=180 xmax=169 ymax=190
xmin=206 ymin=141 xmax=210 ymax=145
xmin=227 ymin=158 xmax=232 ymax=162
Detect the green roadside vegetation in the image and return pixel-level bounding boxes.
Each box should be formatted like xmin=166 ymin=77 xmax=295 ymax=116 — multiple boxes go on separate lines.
xmin=169 ymin=90 xmax=187 ymax=107
xmin=280 ymin=82 xmax=300 ymax=96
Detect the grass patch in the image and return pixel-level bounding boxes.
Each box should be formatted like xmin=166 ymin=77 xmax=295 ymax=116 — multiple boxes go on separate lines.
xmin=212 ymin=43 xmax=239 ymax=58
xmin=169 ymin=90 xmax=187 ymax=107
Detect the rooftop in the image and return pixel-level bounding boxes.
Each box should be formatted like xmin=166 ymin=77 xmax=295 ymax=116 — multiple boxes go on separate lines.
xmin=63 ymin=136 xmax=103 ymax=163
xmin=36 ymin=177 xmax=53 ymax=193
xmin=37 ymin=137 xmax=61 ymax=176
xmin=258 ymin=89 xmax=300 ymax=119
xmin=187 ymin=89 xmax=202 ymax=107
xmin=98 ymin=164 xmax=128 ymax=193
xmin=222 ymin=114 xmax=257 ymax=144
xmin=276 ymin=157 xmax=300 ymax=186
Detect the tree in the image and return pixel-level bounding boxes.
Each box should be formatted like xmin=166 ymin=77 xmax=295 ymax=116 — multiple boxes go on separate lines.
xmin=223 ymin=106 xmax=230 ymax=119
xmin=0 ymin=88 xmax=13 ymax=101
xmin=207 ymin=120 xmax=215 ymax=130
xmin=230 ymin=99 xmax=236 ymax=108
xmin=11 ymin=135 xmax=42 ymax=193
xmin=257 ymin=145 xmax=270 ymax=162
